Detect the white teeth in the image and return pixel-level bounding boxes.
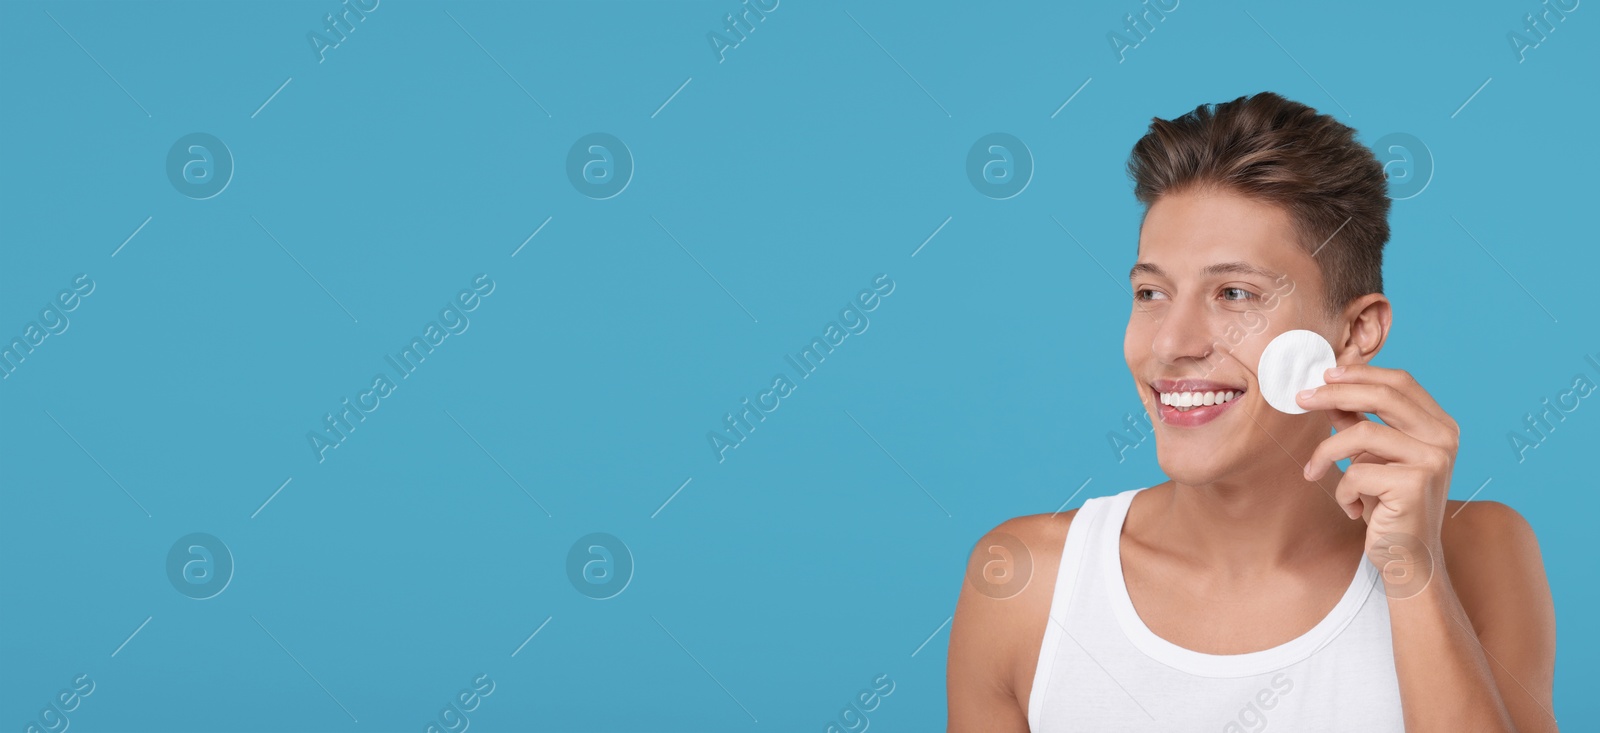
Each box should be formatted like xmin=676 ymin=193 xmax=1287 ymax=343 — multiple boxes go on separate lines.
xmin=1158 ymin=389 xmax=1241 ymax=411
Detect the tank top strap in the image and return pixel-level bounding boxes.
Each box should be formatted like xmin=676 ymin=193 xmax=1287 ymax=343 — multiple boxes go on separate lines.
xmin=1027 ymin=488 xmax=1140 ymax=727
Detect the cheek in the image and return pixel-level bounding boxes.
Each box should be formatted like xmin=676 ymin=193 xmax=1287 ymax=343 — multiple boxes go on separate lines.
xmin=1220 ymin=302 xmax=1316 ymax=363
xmin=1124 ymin=318 xmax=1150 ymax=364
xmin=1223 ymin=327 xmax=1271 ymax=367
xmin=1205 ymin=319 xmax=1265 ymax=375
xmin=1226 ymin=325 xmax=1315 ymax=383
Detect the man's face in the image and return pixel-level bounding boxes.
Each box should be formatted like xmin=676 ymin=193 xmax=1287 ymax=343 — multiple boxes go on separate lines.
xmin=1124 ymin=187 xmax=1334 ymax=484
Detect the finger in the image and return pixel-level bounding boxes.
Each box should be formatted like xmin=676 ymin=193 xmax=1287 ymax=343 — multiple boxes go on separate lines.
xmin=1359 ymin=493 xmax=1378 ymax=523
xmin=1295 ymin=382 xmax=1452 ymax=445
xmin=1326 ymin=408 xmax=1367 ymax=433
xmin=1323 ymin=364 xmax=1455 ymax=429
xmin=1332 ymin=463 xmax=1402 ymax=521
xmin=1296 ymin=381 xmax=1432 ymax=432
xmin=1303 ymin=419 xmax=1438 ymax=481
xmin=1307 ymin=420 xmax=1436 ymax=479
xmin=1333 ymin=463 xmax=1379 ymax=520
xmin=1334 ymin=463 xmax=1430 ymax=521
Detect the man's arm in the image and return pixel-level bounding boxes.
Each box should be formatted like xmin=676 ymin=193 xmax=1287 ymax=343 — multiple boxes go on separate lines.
xmin=948 ymin=513 xmax=1072 ymax=732
xmin=1394 ymin=500 xmax=1558 ymax=732
xmin=1299 ymin=366 xmax=1558 ymax=732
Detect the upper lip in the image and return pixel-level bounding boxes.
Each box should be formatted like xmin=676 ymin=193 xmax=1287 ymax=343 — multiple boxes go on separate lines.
xmin=1151 ymin=378 xmax=1247 ymax=394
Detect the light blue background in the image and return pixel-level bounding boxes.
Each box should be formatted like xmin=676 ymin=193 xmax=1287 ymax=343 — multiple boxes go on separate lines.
xmin=2 ymin=0 xmax=1595 ymax=730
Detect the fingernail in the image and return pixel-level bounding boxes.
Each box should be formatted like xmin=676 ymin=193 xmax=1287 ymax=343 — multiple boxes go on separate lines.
xmin=1326 ymin=366 xmax=1344 ymax=378
xmin=1297 ymin=388 xmax=1317 ymax=401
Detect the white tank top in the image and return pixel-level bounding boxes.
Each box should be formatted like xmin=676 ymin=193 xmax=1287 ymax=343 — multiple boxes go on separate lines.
xmin=1027 ymin=487 xmax=1406 ymax=732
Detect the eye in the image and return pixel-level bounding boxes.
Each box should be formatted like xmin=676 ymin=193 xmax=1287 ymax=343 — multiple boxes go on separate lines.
xmin=1221 ymin=287 xmax=1258 ymax=301
xmin=1135 ymin=288 xmax=1167 ymax=301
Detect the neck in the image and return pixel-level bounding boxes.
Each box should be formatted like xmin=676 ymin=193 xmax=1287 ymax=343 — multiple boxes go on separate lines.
xmin=1148 ymin=461 xmax=1361 ymax=574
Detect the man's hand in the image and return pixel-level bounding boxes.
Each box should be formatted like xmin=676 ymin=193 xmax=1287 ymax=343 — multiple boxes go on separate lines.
xmin=1295 ymin=364 xmax=1460 ymax=581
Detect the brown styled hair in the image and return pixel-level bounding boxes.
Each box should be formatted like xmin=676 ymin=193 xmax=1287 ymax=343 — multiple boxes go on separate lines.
xmin=1126 ymin=91 xmax=1389 ymax=313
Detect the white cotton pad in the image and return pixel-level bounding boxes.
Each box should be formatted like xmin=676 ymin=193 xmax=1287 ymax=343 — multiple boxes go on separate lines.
xmin=1257 ymin=329 xmax=1337 ymax=414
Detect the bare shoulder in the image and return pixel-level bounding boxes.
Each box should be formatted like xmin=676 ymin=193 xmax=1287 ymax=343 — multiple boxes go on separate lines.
xmin=1438 ymin=500 xmax=1556 ymax=725
xmin=988 ymin=511 xmax=1078 ymax=571
xmin=1440 ymin=500 xmax=1552 ymax=633
xmin=1441 ymin=499 xmax=1539 ymax=547
xmin=947 ymin=511 xmax=1078 ymax=730
xmin=962 ymin=511 xmax=1078 ymax=620
xmin=1441 ymin=501 xmax=1544 ymax=588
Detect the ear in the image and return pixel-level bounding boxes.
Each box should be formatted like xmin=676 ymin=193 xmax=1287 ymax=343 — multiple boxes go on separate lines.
xmin=1335 ymin=293 xmax=1390 ymax=366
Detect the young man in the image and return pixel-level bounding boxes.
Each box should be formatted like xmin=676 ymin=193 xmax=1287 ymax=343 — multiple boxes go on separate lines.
xmin=947 ymin=92 xmax=1557 ymax=731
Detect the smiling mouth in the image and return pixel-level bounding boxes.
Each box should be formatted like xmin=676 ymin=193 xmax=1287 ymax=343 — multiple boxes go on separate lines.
xmin=1158 ymin=389 xmax=1244 ymax=412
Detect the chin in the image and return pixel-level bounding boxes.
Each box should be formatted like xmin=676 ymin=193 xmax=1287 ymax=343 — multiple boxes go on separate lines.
xmin=1153 ymin=444 xmax=1241 ymax=485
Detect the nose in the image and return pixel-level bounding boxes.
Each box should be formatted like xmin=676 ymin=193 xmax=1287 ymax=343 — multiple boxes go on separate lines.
xmin=1148 ymin=295 xmax=1217 ymax=368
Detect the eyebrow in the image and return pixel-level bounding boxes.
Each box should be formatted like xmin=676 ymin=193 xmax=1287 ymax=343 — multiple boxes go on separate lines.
xmin=1128 ymin=261 xmax=1283 ymax=281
